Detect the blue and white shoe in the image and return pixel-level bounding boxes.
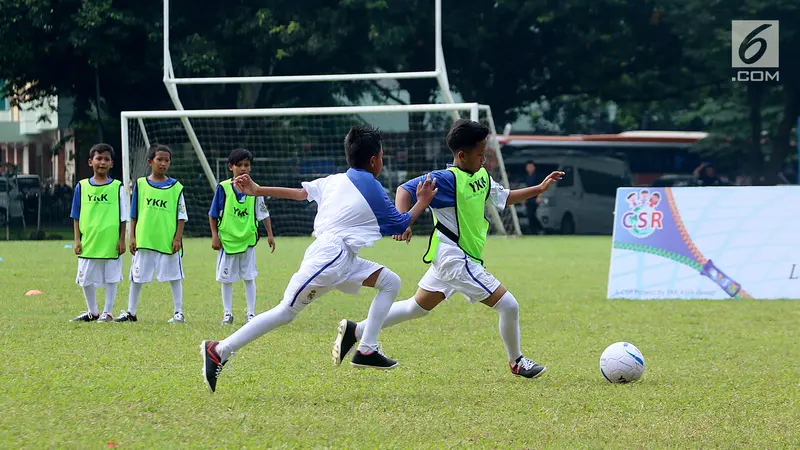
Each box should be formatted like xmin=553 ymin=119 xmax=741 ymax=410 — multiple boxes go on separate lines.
xmin=168 ymin=311 xmax=185 ymax=323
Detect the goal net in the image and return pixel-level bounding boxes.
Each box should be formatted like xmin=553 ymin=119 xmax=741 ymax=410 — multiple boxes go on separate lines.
xmin=122 ymin=104 xmax=521 ymax=237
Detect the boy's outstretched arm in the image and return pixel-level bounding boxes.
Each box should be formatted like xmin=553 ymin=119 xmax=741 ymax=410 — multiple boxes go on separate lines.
xmin=505 ymin=171 xmax=565 ymax=206
xmin=234 ymin=174 xmax=308 ymax=201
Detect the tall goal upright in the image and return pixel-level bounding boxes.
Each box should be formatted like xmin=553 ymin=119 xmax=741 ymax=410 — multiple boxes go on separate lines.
xmin=120 ymin=0 xmax=521 ymax=236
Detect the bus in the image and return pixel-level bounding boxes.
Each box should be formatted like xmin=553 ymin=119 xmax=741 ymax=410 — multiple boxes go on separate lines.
xmin=497 ymin=131 xmax=708 ymax=186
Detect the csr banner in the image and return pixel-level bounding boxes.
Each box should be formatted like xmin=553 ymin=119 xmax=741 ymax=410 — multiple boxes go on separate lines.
xmin=607 ymin=187 xmax=800 ymax=300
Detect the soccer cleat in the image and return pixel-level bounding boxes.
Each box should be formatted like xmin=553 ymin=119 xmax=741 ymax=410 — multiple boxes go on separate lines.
xmin=351 ymin=349 xmax=398 ymax=370
xmin=510 ymin=356 xmax=547 ymax=379
xmin=97 ymin=312 xmax=114 ymax=322
xmin=220 ymin=312 xmax=234 ymax=325
xmin=245 ymin=311 xmax=255 ymax=324
xmin=113 ymin=310 xmax=137 ymax=322
xmin=201 ymin=340 xmax=231 ymax=393
xmin=332 ymin=319 xmax=358 ymax=366
xmin=71 ymin=311 xmax=99 ymax=322
xmin=168 ymin=312 xmax=185 ymax=323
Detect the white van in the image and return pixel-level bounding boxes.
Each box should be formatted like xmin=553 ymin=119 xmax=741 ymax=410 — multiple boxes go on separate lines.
xmin=507 ymin=151 xmax=632 ymax=234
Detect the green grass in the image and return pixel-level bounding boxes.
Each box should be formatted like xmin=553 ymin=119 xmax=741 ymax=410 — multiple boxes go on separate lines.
xmin=1 ymin=236 xmax=799 ymax=448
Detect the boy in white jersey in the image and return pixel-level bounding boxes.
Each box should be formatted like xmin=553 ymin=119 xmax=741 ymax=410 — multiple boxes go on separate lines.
xmin=209 ymin=148 xmax=275 ymax=325
xmin=333 ymin=119 xmax=564 ymax=378
xmin=70 ymin=143 xmax=129 ymax=322
xmin=114 ymin=144 xmax=189 ymax=324
xmin=201 ymin=125 xmax=438 ymax=393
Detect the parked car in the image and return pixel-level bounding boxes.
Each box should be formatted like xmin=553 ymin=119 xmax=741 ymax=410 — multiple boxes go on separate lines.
xmin=0 ymin=177 xmax=24 ymax=227
xmin=507 ymin=150 xmax=633 ymax=235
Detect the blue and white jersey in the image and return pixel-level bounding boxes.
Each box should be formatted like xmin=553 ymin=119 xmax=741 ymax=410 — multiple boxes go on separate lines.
xmin=303 ymin=168 xmax=411 ymax=252
xmin=400 ymin=166 xmax=509 ymax=247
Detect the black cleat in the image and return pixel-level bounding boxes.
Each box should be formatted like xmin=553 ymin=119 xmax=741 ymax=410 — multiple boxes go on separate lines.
xmin=71 ymin=311 xmax=99 ymax=322
xmin=113 ymin=310 xmax=137 ymax=322
xmin=332 ymin=319 xmax=358 ymax=366
xmin=201 ymin=340 xmax=230 ymax=393
xmin=510 ymin=356 xmax=547 ymax=379
xmin=351 ymin=349 xmax=398 ymax=370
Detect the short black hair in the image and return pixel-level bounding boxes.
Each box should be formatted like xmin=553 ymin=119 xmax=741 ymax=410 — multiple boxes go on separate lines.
xmin=446 ymin=119 xmax=490 ymax=154
xmin=89 ymin=143 xmax=114 ymax=159
xmin=344 ymin=125 xmax=383 ymax=169
xmin=147 ymin=144 xmax=172 ymax=161
xmin=228 ymin=148 xmax=253 ymax=165
xmin=525 ymin=160 xmax=535 ymax=166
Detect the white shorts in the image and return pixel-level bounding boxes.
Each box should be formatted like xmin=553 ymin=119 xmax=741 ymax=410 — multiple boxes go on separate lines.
xmin=216 ymin=247 xmax=258 ymax=283
xmin=280 ymin=235 xmax=383 ymax=314
xmin=130 ymin=249 xmax=184 ymax=283
xmin=418 ymin=243 xmax=501 ymax=303
xmin=76 ymin=257 xmax=123 ymax=287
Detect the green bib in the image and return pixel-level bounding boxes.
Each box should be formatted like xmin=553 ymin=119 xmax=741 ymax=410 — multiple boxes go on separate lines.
xmin=135 ymin=177 xmax=183 ymax=254
xmin=217 ymin=179 xmax=258 ymax=254
xmin=78 ymin=178 xmax=122 ymax=259
xmin=424 ymin=167 xmax=490 ymax=265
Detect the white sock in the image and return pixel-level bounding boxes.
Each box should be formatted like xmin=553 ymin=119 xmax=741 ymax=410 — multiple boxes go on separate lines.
xmin=171 ymin=280 xmax=183 ymax=313
xmin=128 ymin=282 xmax=143 ymax=315
xmin=81 ymin=285 xmax=98 ymax=315
xmin=356 ymin=269 xmax=401 ymax=353
xmin=103 ymin=282 xmax=118 ymax=314
xmin=221 ymin=283 xmax=233 ymax=314
xmin=216 ymin=303 xmax=297 ymax=361
xmin=355 ymin=296 xmax=429 ymax=340
xmin=493 ymin=291 xmax=523 ymax=363
xmin=244 ymin=279 xmax=256 ymax=315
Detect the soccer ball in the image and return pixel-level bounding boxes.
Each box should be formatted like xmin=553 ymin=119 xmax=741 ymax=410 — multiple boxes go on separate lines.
xmin=599 ymin=342 xmax=645 ymax=383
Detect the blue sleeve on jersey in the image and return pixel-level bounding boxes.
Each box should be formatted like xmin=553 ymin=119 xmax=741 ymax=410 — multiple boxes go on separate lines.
xmin=400 ymin=169 xmax=456 ymax=208
xmin=130 ymin=183 xmax=138 ymax=219
xmin=347 ymin=168 xmax=412 ymax=236
xmin=208 ymin=185 xmax=225 ymax=219
xmin=70 ymin=183 xmax=81 ymax=220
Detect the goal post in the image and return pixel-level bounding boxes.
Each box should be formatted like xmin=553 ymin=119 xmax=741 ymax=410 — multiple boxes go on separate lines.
xmin=121 ymin=103 xmax=521 ymax=237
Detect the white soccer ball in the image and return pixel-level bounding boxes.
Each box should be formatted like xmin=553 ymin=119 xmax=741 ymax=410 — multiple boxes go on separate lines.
xmin=599 ymin=342 xmax=645 ymax=383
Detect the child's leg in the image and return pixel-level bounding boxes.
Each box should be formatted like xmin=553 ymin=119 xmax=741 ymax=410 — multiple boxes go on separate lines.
xmin=221 ymin=283 xmax=234 ymax=314
xmin=216 ymin=273 xmax=334 ymax=361
xmin=170 ymin=280 xmax=183 ymax=313
xmin=82 ymin=285 xmax=99 ymax=315
xmin=128 ymin=250 xmax=157 ymax=315
xmin=244 ymin=279 xmax=256 ymax=315
xmin=128 ymin=282 xmax=144 ymax=314
xmin=356 ymin=268 xmax=401 ymax=353
xmin=486 ymin=288 xmax=522 ymax=363
xmin=354 ymin=266 xmax=448 ymax=339
xmin=103 ymin=283 xmax=118 ymax=314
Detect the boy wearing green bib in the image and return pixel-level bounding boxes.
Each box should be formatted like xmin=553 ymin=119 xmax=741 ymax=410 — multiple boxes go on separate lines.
xmin=209 ymin=149 xmax=275 ymax=325
xmin=114 ymin=144 xmax=189 ymax=324
xmin=70 ymin=144 xmax=129 ymax=322
xmin=336 ymin=120 xmax=564 ymax=378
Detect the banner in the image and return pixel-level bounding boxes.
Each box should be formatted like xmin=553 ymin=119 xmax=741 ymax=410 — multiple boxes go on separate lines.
xmin=607 ymin=187 xmax=800 ymax=300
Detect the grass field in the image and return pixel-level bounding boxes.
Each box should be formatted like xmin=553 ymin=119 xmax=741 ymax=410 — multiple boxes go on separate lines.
xmin=1 ymin=236 xmax=799 ymax=448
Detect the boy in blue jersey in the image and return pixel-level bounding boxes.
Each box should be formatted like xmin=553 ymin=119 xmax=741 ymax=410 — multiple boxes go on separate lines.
xmin=114 ymin=144 xmax=188 ymax=324
xmin=200 ymin=125 xmax=438 ymax=393
xmin=334 ymin=119 xmax=564 ymax=379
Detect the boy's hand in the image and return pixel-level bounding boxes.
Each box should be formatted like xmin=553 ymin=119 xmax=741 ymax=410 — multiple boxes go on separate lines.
xmin=392 ymin=227 xmax=413 ymax=244
xmin=172 ymin=238 xmax=182 ymax=254
xmin=538 ymin=171 xmax=566 ymax=193
xmin=415 ymin=173 xmax=438 ymax=205
xmin=129 ymin=237 xmax=137 ymax=255
xmin=117 ymin=239 xmax=126 ymax=256
xmin=234 ymin=174 xmax=259 ymax=195
xmin=268 ymin=236 xmax=276 ymax=253
xmin=74 ymin=242 xmax=82 ymax=255
xmin=211 ymin=235 xmax=222 ymax=251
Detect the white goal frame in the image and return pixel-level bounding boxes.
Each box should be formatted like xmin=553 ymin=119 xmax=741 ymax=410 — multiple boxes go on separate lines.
xmin=121 ymin=103 xmax=521 ymax=235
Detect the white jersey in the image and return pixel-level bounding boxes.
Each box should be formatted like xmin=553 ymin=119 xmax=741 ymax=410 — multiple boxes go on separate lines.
xmin=302 ymin=168 xmax=413 ymax=253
